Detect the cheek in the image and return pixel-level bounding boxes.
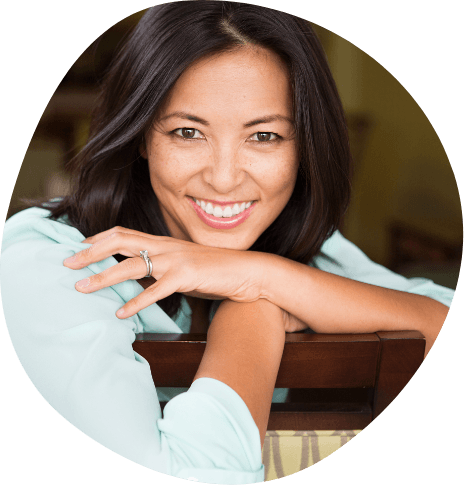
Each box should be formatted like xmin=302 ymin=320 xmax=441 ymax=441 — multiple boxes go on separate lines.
xmin=147 ymin=145 xmax=199 ymax=194
xmin=254 ymin=154 xmax=298 ymax=200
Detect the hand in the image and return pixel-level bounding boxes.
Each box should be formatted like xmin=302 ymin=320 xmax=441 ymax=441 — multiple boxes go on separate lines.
xmin=280 ymin=310 xmax=309 ymax=333
xmin=63 ymin=226 xmax=269 ymax=318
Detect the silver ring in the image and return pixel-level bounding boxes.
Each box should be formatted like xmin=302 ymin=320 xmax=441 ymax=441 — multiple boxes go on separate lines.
xmin=139 ymin=250 xmax=152 ymax=278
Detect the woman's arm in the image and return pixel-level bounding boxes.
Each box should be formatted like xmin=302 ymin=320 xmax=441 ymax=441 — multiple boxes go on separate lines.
xmin=64 ymin=225 xmax=451 ymax=357
xmin=263 ymin=255 xmax=447 ymax=355
xmin=194 ymin=299 xmax=286 ymax=447
xmin=1 ymin=208 xmax=281 ymax=482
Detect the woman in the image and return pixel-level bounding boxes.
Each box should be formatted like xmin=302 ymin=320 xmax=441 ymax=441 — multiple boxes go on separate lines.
xmin=1 ymin=2 xmax=453 ymax=483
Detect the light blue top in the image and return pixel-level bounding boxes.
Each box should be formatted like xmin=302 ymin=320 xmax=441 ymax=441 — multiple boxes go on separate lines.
xmin=0 ymin=207 xmax=454 ymax=483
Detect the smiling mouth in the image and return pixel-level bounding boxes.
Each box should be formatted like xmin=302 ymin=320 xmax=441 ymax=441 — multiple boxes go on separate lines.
xmin=192 ymin=197 xmax=253 ymax=218
xmin=187 ymin=196 xmax=257 ymax=229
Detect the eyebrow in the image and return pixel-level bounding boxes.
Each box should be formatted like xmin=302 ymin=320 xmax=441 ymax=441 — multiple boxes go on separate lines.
xmin=243 ymin=114 xmax=294 ymax=128
xmin=158 ymin=111 xmax=294 ymax=128
xmin=158 ymin=111 xmax=210 ymax=126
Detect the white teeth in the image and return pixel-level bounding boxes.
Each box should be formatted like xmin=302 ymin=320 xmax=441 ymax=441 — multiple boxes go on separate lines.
xmin=193 ymin=198 xmax=254 ymax=218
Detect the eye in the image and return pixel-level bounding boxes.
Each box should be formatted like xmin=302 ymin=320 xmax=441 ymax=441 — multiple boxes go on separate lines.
xmin=249 ymin=132 xmax=279 ymax=143
xmin=172 ymin=128 xmax=204 ymax=139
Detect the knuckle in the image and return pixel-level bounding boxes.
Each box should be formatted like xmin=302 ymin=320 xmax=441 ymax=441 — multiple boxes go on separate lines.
xmin=105 ymin=231 xmax=128 ymax=248
xmin=124 ymin=257 xmax=143 ymax=274
xmin=127 ymin=294 xmax=145 ymax=311
xmin=80 ymin=246 xmax=93 ymax=258
xmin=91 ymin=272 xmax=105 ymax=285
xmin=107 ymin=230 xmax=122 ymax=240
xmin=171 ymin=251 xmax=184 ymax=263
xmin=146 ymin=282 xmax=160 ymax=295
xmin=108 ymin=226 xmax=128 ymax=238
xmin=182 ymin=258 xmax=197 ymax=274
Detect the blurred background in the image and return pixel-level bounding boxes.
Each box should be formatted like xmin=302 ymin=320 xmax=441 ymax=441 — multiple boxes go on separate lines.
xmin=7 ymin=8 xmax=462 ymax=290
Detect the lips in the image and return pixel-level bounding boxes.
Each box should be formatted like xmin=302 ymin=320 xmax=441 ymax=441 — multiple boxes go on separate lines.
xmin=187 ymin=197 xmax=256 ymax=229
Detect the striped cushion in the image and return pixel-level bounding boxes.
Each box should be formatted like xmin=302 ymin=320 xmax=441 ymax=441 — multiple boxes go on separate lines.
xmin=263 ymin=430 xmax=361 ymax=480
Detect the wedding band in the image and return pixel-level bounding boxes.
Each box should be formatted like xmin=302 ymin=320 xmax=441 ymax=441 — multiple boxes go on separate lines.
xmin=139 ymin=250 xmax=152 ymax=278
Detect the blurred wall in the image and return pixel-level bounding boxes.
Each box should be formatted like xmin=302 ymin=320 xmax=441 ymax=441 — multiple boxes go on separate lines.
xmin=319 ymin=27 xmax=462 ymax=265
xmin=8 ymin=9 xmax=462 ymax=288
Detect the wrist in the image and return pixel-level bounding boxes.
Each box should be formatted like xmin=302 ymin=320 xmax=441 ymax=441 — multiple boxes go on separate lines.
xmin=253 ymin=252 xmax=281 ymax=303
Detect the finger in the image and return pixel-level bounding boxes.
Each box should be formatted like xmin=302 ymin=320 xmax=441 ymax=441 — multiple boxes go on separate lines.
xmin=74 ymin=256 xmax=150 ymax=293
xmin=82 ymin=226 xmax=136 ymax=244
xmin=64 ymin=232 xmax=161 ymax=268
xmin=116 ymin=271 xmax=181 ymax=319
xmin=82 ymin=226 xmax=170 ymax=245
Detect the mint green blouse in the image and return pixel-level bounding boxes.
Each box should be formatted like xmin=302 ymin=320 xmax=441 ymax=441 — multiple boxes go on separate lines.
xmin=0 ymin=207 xmax=454 ymax=483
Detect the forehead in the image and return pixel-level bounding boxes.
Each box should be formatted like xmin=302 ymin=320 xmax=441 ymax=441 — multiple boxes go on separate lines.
xmin=159 ymin=47 xmax=293 ymax=118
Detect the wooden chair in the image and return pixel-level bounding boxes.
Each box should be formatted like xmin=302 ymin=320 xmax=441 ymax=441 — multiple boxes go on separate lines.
xmin=133 ymin=330 xmax=425 ymax=430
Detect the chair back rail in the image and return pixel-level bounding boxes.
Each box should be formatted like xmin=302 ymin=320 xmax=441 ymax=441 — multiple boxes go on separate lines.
xmin=133 ymin=330 xmax=425 ymax=430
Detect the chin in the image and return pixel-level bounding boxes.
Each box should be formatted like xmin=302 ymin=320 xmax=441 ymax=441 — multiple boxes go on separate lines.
xmin=192 ymin=230 xmax=257 ymax=251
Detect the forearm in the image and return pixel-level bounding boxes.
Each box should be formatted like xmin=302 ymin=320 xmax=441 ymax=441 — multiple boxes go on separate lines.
xmin=262 ymin=254 xmax=449 ymax=356
xmin=193 ymin=299 xmax=286 ymax=447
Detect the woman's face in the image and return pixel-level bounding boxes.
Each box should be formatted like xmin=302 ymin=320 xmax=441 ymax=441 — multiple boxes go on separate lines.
xmin=142 ymin=46 xmax=298 ymax=250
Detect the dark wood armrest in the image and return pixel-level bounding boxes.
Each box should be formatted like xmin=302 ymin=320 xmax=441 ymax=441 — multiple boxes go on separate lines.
xmin=133 ymin=330 xmax=425 ymax=429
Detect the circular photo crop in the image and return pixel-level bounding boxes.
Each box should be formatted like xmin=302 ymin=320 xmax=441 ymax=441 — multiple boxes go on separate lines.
xmin=1 ymin=2 xmax=462 ymax=484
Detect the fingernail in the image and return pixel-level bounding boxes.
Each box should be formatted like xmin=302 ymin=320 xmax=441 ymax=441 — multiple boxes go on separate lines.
xmin=75 ymin=278 xmax=91 ymax=289
xmin=64 ymin=255 xmax=77 ymax=265
xmin=116 ymin=308 xmax=125 ymax=318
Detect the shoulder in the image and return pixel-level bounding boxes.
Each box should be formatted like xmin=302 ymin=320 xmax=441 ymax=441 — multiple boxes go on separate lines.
xmin=311 ymin=230 xmax=362 ymax=276
xmin=313 ymin=230 xmax=455 ymax=307
xmin=1 ymin=206 xmax=178 ymax=333
xmin=2 ymin=206 xmax=84 ymax=252
xmin=1 ymin=206 xmax=91 ymax=312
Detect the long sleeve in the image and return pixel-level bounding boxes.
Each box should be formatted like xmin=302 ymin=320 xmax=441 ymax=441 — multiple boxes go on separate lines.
xmin=0 ymin=207 xmax=264 ymax=483
xmin=315 ymin=230 xmax=455 ymax=307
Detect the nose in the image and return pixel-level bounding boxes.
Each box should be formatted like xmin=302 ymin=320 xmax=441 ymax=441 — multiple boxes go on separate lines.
xmin=202 ymin=144 xmax=245 ymax=194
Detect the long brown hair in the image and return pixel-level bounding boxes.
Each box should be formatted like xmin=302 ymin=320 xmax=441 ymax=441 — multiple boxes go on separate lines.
xmin=44 ymin=1 xmax=352 ymax=317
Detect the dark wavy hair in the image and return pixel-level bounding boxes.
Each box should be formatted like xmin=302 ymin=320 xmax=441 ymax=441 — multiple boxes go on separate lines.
xmin=45 ymin=1 xmax=352 ymax=317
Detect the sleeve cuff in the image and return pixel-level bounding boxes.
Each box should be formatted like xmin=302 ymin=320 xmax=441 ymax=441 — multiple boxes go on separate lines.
xmin=159 ymin=377 xmax=264 ymax=483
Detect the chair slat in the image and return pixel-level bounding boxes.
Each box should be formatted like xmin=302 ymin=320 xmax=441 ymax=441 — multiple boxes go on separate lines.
xmin=133 ymin=333 xmax=380 ymax=389
xmin=133 ymin=330 xmax=425 ymax=430
xmin=373 ymin=331 xmax=425 ymax=418
xmin=268 ymin=402 xmax=372 ymax=430
xmin=276 ymin=333 xmax=379 ymax=388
